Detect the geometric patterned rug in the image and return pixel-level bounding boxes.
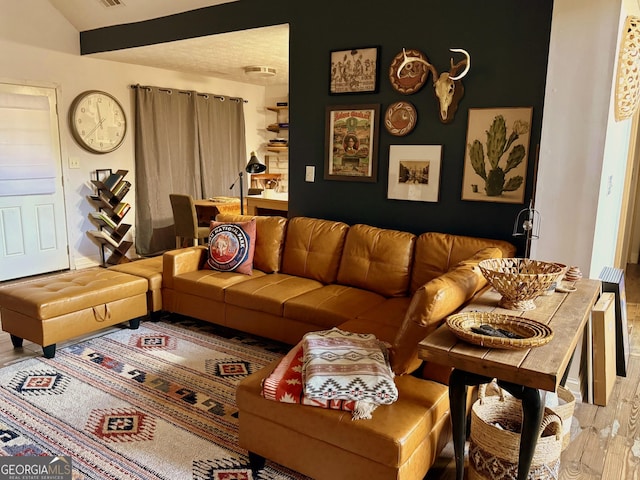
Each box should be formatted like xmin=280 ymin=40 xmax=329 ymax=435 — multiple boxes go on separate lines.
xmin=0 ymin=315 xmax=310 ymax=479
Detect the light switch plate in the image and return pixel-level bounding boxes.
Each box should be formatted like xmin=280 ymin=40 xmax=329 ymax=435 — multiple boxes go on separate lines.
xmin=305 ymin=165 xmax=315 ymax=182
xmin=69 ymin=156 xmax=80 ymax=169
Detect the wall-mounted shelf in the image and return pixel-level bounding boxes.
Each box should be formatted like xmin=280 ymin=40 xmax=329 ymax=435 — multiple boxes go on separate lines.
xmin=87 ymin=169 xmax=132 ymax=266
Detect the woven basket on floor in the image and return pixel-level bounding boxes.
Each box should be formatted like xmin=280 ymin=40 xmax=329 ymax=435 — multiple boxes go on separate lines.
xmin=469 ymin=384 xmax=563 ymax=480
xmin=547 ymin=386 xmax=576 ymax=451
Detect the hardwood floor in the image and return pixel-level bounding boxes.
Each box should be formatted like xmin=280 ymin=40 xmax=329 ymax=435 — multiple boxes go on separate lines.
xmin=1 ymin=266 xmax=640 ymax=478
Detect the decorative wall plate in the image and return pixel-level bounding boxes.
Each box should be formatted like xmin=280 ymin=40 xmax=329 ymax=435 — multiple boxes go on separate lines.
xmin=389 ymin=49 xmax=429 ymax=95
xmin=384 ymin=101 xmax=417 ymax=136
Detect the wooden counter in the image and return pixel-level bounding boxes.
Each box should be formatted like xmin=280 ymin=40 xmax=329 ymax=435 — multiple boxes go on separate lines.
xmin=246 ymin=194 xmax=288 ymax=217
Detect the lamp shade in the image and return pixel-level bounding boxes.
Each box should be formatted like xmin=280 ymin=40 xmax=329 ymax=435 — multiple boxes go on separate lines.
xmin=246 ymin=151 xmax=267 ymax=174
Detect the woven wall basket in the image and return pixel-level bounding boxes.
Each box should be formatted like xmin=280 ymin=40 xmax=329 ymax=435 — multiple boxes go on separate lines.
xmin=469 ymin=384 xmax=563 ymax=480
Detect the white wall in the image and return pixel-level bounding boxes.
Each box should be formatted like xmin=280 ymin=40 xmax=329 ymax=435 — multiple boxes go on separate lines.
xmin=534 ymin=0 xmax=631 ymax=279
xmin=0 ymin=0 xmax=279 ymax=269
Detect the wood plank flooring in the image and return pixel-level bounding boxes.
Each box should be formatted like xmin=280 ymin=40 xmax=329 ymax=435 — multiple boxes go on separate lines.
xmin=2 ymin=265 xmax=640 ymax=478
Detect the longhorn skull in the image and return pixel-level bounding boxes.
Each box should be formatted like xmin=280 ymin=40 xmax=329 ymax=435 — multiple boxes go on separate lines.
xmin=397 ymin=48 xmax=471 ymax=123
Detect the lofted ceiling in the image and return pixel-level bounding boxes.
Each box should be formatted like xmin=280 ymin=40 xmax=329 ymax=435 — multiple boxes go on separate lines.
xmin=47 ymin=0 xmax=289 ymax=86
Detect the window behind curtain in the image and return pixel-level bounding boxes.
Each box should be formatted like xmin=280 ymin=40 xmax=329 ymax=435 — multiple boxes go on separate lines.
xmin=0 ymin=92 xmax=56 ymax=196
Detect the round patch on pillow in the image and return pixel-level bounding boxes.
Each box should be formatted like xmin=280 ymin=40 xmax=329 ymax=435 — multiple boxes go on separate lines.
xmin=207 ymin=223 xmax=251 ymax=272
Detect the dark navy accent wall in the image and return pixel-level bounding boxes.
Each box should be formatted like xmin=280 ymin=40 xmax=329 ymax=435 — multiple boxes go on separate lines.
xmin=81 ymin=0 xmax=554 ymax=254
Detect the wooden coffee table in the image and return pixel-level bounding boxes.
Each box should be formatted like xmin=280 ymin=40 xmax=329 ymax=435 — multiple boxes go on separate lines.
xmin=418 ymin=278 xmax=601 ymax=480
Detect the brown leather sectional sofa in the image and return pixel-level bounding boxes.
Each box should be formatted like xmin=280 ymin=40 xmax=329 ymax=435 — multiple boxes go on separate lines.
xmin=161 ymin=214 xmax=516 ymax=480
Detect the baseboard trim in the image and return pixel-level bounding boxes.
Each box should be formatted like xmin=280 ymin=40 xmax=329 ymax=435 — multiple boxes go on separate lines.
xmin=73 ymin=256 xmax=101 ymax=270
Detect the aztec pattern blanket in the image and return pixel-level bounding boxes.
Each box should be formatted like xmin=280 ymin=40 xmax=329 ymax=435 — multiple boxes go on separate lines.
xmin=0 ymin=316 xmax=309 ymax=480
xmin=301 ymin=328 xmax=398 ymax=419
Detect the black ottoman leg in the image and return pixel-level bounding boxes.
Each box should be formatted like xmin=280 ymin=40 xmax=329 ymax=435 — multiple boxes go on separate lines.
xmin=42 ymin=344 xmax=56 ymax=359
xmin=10 ymin=334 xmax=23 ymax=348
xmin=248 ymin=452 xmax=266 ymax=473
xmin=129 ymin=317 xmax=141 ymax=329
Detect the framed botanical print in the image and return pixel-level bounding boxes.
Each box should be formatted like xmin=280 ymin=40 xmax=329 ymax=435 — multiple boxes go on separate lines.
xmin=387 ymin=145 xmax=442 ymax=202
xmin=461 ymin=107 xmax=533 ymax=203
xmin=329 ymin=47 xmax=380 ymax=94
xmin=324 ymin=104 xmax=380 ymax=182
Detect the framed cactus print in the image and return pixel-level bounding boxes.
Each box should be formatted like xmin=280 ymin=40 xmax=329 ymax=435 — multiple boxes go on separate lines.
xmin=461 ymin=107 xmax=533 ymax=204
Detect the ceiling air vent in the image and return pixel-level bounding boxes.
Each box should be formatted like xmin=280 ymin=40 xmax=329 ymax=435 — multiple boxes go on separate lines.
xmin=97 ymin=0 xmax=125 ymax=7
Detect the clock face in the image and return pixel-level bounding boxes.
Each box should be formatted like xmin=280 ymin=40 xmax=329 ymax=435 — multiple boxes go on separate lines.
xmin=69 ymin=90 xmax=126 ymax=154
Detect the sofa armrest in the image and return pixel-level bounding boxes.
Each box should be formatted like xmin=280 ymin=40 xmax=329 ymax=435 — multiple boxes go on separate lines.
xmin=162 ymin=246 xmax=207 ymax=289
xmin=390 ymin=267 xmax=481 ymax=375
xmin=390 ymin=246 xmax=504 ymax=376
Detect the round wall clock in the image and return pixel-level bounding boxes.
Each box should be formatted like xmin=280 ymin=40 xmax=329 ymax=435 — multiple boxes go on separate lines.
xmin=69 ymin=90 xmax=127 ymax=154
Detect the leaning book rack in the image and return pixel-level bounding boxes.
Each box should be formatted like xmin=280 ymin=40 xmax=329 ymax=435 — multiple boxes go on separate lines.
xmin=87 ymin=169 xmax=132 ymax=266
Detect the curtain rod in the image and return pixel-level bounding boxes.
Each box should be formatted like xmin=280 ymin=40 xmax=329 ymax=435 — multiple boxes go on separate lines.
xmin=129 ymin=84 xmax=248 ymax=103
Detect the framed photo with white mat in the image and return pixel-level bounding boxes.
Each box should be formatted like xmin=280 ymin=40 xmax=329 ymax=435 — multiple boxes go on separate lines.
xmin=387 ymin=145 xmax=442 ymax=202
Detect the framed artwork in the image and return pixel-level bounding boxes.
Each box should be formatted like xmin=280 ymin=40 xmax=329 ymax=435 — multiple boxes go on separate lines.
xmin=461 ymin=107 xmax=533 ymax=204
xmin=387 ymin=145 xmax=442 ymax=202
xmin=329 ymin=47 xmax=380 ymax=94
xmin=95 ymin=169 xmax=112 ymax=183
xmin=325 ymin=104 xmax=380 ymax=182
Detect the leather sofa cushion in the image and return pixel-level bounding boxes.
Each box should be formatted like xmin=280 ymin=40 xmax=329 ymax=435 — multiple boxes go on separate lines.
xmin=281 ymin=217 xmax=349 ymax=283
xmin=215 ymin=213 xmax=287 ymax=273
xmin=410 ymin=232 xmax=516 ymax=293
xmin=225 ymin=273 xmax=323 ymax=316
xmin=350 ymin=296 xmax=412 ymax=336
xmin=283 ymin=284 xmax=387 ymax=329
xmin=237 ymin=359 xmax=450 ymax=469
xmin=108 ymin=256 xmax=163 ymax=290
xmin=172 ymin=269 xmax=266 ymax=302
xmin=337 ymin=224 xmax=415 ymax=297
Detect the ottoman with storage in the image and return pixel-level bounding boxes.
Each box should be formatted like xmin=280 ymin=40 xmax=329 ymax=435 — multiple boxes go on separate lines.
xmin=0 ymin=269 xmax=148 ymax=358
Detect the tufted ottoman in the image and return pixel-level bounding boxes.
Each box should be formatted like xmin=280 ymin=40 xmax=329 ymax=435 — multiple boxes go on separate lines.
xmin=0 ymin=269 xmax=148 ymax=358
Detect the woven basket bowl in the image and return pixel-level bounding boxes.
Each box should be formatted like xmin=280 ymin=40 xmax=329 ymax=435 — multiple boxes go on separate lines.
xmin=478 ymin=258 xmax=564 ymax=311
xmin=446 ymin=311 xmax=553 ymax=349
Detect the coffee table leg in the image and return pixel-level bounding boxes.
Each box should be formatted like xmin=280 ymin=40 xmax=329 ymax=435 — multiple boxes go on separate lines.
xmin=449 ymin=369 xmax=492 ymax=480
xmin=498 ymin=381 xmax=544 ymax=480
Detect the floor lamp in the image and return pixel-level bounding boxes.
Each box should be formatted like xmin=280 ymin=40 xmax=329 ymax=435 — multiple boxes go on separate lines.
xmin=229 ymin=151 xmax=266 ymax=214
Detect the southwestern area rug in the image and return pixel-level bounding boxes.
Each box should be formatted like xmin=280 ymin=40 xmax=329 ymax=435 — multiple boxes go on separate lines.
xmin=0 ymin=316 xmax=310 ymax=480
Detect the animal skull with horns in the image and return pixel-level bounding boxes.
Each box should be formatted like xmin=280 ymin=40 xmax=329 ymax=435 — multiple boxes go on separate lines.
xmin=397 ymin=48 xmax=471 ymax=123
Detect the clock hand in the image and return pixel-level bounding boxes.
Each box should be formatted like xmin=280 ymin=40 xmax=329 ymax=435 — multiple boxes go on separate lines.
xmin=96 ymin=104 xmax=104 ymax=129
xmin=84 ymin=117 xmax=106 ymax=138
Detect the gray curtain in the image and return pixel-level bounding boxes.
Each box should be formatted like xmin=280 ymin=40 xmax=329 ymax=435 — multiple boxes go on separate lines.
xmin=196 ymin=94 xmax=247 ymax=198
xmin=134 ymin=86 xmax=246 ymax=256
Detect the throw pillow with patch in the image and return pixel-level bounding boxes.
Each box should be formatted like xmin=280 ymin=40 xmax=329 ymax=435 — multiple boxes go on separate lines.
xmin=205 ymin=219 xmax=256 ymax=275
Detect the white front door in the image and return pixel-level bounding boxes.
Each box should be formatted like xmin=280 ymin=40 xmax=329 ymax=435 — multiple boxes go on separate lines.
xmin=0 ymin=83 xmax=70 ymax=282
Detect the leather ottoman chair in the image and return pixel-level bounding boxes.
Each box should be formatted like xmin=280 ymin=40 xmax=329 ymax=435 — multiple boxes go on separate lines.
xmin=109 ymin=256 xmax=164 ymax=316
xmin=0 ymin=269 xmax=147 ymax=358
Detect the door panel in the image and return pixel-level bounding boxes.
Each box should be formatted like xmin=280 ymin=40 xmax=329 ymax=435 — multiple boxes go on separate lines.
xmin=0 ymin=83 xmax=69 ymax=282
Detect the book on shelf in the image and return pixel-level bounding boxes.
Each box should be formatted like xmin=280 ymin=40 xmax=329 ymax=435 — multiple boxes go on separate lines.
xmin=89 ymin=211 xmax=117 ymax=229
xmin=102 ymin=169 xmax=128 ymax=190
xmin=112 ymin=180 xmax=131 ymax=198
xmin=114 ymin=202 xmax=131 ymax=218
xmin=88 ymin=230 xmax=120 ymax=248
